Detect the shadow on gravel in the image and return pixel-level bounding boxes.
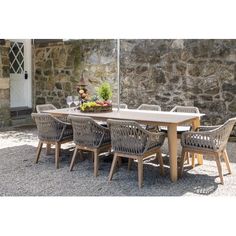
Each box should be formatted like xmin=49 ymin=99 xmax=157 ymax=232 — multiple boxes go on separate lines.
xmin=0 ymin=144 xmax=226 ymax=196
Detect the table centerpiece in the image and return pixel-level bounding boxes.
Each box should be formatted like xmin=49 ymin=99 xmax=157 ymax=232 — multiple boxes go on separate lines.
xmin=79 ymin=82 xmax=113 ymax=113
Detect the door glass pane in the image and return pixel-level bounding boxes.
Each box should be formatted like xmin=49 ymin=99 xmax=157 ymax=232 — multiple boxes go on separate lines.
xmin=9 ymin=42 xmax=24 ymax=74
xmin=12 ymin=60 xmax=19 ymax=73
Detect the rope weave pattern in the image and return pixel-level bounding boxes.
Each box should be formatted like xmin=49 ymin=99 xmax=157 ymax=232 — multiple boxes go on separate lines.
xmin=137 ymin=104 xmax=161 ymax=111
xmin=171 ymin=106 xmax=200 ymax=113
xmin=108 ymin=119 xmax=165 ymax=156
xmin=32 ymin=113 xmax=73 ymax=142
xmin=36 ymin=104 xmax=69 ymax=123
xmin=68 ymin=115 xmax=111 ymax=148
xmin=171 ymin=106 xmax=200 ymax=128
xmin=112 ymin=103 xmax=128 ymax=109
xmin=181 ymin=118 xmax=236 ymax=152
xmin=137 ymin=104 xmax=161 ymax=131
xmin=36 ymin=104 xmax=57 ymax=113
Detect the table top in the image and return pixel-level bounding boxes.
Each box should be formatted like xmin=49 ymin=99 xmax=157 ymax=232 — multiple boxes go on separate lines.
xmin=46 ymin=108 xmax=204 ymax=126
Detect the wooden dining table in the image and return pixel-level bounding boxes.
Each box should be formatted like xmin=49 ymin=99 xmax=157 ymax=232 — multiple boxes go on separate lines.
xmin=46 ymin=108 xmax=205 ymax=182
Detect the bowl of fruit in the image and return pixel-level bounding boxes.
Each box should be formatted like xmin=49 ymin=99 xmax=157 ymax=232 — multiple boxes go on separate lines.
xmin=80 ymin=101 xmax=112 ymax=113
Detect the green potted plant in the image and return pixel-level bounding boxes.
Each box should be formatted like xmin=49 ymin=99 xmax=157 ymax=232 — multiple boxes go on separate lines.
xmin=80 ymin=82 xmax=113 ymax=112
xmin=96 ymin=82 xmax=112 ymax=101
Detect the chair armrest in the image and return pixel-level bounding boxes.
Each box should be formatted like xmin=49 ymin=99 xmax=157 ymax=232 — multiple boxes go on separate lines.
xmin=195 ymin=125 xmax=220 ymax=132
xmin=145 ymin=131 xmax=165 ymax=151
xmin=57 ymin=115 xmax=71 ymax=124
xmin=181 ymin=130 xmax=216 ymax=150
xmin=50 ymin=115 xmax=72 ymax=141
xmin=94 ymin=123 xmax=111 ymax=147
xmin=51 ymin=115 xmax=72 ymax=126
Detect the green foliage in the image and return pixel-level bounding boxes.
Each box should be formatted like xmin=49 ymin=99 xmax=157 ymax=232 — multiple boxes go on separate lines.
xmin=80 ymin=101 xmax=97 ymax=111
xmin=91 ymin=95 xmax=99 ymax=101
xmin=96 ymin=82 xmax=112 ymax=101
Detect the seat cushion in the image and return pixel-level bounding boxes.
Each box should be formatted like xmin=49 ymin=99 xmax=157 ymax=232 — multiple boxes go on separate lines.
xmin=160 ymin=126 xmax=191 ymax=133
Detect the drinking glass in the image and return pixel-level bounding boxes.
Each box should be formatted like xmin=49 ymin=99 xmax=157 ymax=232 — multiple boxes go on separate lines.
xmin=66 ymin=96 xmax=73 ymax=108
xmin=73 ymin=96 xmax=80 ymax=107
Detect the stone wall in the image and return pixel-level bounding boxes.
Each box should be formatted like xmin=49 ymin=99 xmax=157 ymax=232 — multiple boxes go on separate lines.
xmin=33 ymin=40 xmax=117 ymax=109
xmin=120 ymin=39 xmax=236 ymax=127
xmin=33 ymin=39 xmax=236 ymax=132
xmin=0 ymin=40 xmax=11 ymax=127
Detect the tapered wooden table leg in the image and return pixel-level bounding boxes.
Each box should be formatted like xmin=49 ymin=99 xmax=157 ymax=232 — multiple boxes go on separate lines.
xmin=192 ymin=118 xmax=203 ymax=165
xmin=167 ymin=124 xmax=178 ymax=182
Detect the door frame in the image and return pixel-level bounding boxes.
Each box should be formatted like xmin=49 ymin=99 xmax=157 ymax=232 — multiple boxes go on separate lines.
xmin=9 ymin=39 xmax=32 ymax=108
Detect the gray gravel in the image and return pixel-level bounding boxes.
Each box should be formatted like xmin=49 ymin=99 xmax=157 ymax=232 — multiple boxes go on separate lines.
xmin=0 ymin=126 xmax=236 ymax=196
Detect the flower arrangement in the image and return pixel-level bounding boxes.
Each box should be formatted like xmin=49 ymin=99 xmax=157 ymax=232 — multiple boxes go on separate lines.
xmin=78 ymin=89 xmax=89 ymax=101
xmin=80 ymin=82 xmax=113 ymax=113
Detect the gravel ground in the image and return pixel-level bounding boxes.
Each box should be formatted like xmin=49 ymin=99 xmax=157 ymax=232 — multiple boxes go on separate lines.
xmin=0 ymin=126 xmax=236 ymax=196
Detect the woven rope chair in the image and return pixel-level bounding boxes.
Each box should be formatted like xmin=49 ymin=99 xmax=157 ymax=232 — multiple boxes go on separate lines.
xmin=161 ymin=106 xmax=200 ymax=133
xmin=36 ymin=104 xmax=57 ymax=113
xmin=137 ymin=104 xmax=161 ymax=132
xmin=171 ymin=106 xmax=200 ymax=114
xmin=68 ymin=115 xmax=111 ymax=177
xmin=36 ymin=103 xmax=68 ymax=121
xmin=112 ymin=103 xmax=128 ymax=109
xmin=172 ymin=106 xmax=201 ymax=166
xmin=160 ymin=105 xmax=200 ymax=166
xmin=32 ymin=113 xmax=73 ymax=169
xmin=96 ymin=103 xmax=128 ymax=127
xmin=137 ymin=104 xmax=161 ymax=111
xmin=171 ymin=106 xmax=200 ymax=129
xmin=180 ymin=117 xmax=236 ymax=184
xmin=36 ymin=103 xmax=72 ymax=154
xmin=107 ymin=119 xmax=165 ymax=188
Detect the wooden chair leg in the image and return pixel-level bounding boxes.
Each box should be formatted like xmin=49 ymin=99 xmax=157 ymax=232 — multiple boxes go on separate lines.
xmin=117 ymin=157 xmax=122 ymax=167
xmin=191 ymin=153 xmax=195 ymax=168
xmin=94 ymin=150 xmax=99 ymax=177
xmin=46 ymin=143 xmax=51 ymax=155
xmin=215 ymin=153 xmax=224 ymax=184
xmin=138 ymin=158 xmax=144 ymax=189
xmin=70 ymin=147 xmax=78 ymax=171
xmin=77 ymin=150 xmax=84 ymax=161
xmin=223 ymin=149 xmax=232 ymax=174
xmin=108 ymin=153 xmax=118 ymax=181
xmin=35 ymin=141 xmax=43 ymax=163
xmin=55 ymin=143 xmax=60 ymax=169
xmin=185 ymin=152 xmax=190 ymax=164
xmin=156 ymin=149 xmax=164 ymax=176
xmin=179 ymin=149 xmax=186 ymax=177
xmin=128 ymin=158 xmax=132 ymax=171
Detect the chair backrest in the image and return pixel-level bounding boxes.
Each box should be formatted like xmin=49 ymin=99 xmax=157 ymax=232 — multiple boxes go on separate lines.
xmin=112 ymin=103 xmax=128 ymax=109
xmin=31 ymin=113 xmax=64 ymax=141
xmin=171 ymin=106 xmax=199 ymax=113
xmin=137 ymin=104 xmax=161 ymax=111
xmin=68 ymin=115 xmax=110 ymax=148
xmin=212 ymin=117 xmax=236 ymax=151
xmin=107 ymin=119 xmax=149 ymax=155
xmin=36 ymin=104 xmax=57 ymax=113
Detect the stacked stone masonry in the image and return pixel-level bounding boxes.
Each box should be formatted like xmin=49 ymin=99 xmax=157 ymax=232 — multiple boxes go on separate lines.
xmin=34 ymin=40 xmax=117 ymax=108
xmin=0 ymin=40 xmax=11 ymax=127
xmin=0 ymin=39 xmax=235 ymax=134
xmin=119 ymin=40 xmax=236 ymax=132
xmin=34 ymin=39 xmax=235 ymax=132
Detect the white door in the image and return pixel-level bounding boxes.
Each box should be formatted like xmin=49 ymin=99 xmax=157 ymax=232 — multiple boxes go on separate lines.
xmin=9 ymin=39 xmax=32 ymax=108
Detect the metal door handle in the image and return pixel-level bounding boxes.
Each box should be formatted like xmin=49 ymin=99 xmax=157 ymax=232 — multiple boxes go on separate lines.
xmin=24 ymin=71 xmax=28 ymax=80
